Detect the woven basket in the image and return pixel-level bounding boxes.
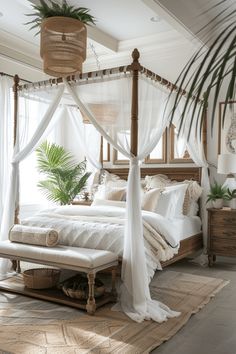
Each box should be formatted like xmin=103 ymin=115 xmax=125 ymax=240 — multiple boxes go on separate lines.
xmin=40 ymin=16 xmax=87 ymax=77
xmin=23 ymin=268 xmax=61 ymax=289
xmin=61 ymin=274 xmax=105 ymax=300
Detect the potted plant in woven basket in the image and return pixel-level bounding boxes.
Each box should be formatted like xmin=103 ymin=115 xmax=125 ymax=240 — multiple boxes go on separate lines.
xmin=25 ymin=0 xmax=95 ymax=77
xmin=206 ymin=181 xmax=227 ymax=209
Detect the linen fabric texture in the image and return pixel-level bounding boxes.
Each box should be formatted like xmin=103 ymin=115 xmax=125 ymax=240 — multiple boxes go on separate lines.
xmin=9 ymin=224 xmax=59 ymax=247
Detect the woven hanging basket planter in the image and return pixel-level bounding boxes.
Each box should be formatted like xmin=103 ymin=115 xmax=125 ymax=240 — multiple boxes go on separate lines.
xmin=40 ymin=16 xmax=87 ymax=77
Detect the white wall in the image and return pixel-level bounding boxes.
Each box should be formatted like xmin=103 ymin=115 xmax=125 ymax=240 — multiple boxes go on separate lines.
xmin=0 ymin=56 xmax=48 ymax=82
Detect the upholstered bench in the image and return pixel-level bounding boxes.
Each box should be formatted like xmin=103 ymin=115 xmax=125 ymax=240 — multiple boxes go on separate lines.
xmin=0 ymin=240 xmax=118 ymax=314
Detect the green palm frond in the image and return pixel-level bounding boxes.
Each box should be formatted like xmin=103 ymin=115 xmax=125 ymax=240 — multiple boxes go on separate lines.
xmin=37 ymin=141 xmax=91 ymax=205
xmin=169 ymin=0 xmax=236 ymax=138
xmin=36 ymin=141 xmax=75 ymax=173
xmin=206 ymin=180 xmax=227 ymax=203
xmin=25 ymin=0 xmax=96 ymax=33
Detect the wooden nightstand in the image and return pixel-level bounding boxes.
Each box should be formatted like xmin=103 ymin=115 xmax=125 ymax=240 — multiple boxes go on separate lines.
xmin=71 ymin=200 xmax=92 ymax=206
xmin=207 ymin=208 xmax=236 ymax=266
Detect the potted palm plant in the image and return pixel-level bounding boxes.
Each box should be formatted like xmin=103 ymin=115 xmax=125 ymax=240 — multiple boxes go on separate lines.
xmin=206 ymin=181 xmax=227 ymax=209
xmin=25 ymin=0 xmax=96 ymax=77
xmin=225 ymin=188 xmax=236 ymax=209
xmin=36 ymin=141 xmax=91 ymax=205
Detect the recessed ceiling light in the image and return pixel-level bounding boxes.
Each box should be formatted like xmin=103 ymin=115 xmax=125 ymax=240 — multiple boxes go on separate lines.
xmin=150 ymin=16 xmax=161 ymax=23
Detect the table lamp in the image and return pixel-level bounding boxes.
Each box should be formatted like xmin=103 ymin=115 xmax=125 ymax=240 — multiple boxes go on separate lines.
xmin=217 ymin=154 xmax=236 ymax=190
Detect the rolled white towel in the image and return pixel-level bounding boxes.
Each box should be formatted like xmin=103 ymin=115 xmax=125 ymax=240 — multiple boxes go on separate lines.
xmin=9 ymin=224 xmax=59 ymax=247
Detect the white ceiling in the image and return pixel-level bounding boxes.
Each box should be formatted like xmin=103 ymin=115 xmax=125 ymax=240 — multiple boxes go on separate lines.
xmin=0 ymin=0 xmax=225 ymax=81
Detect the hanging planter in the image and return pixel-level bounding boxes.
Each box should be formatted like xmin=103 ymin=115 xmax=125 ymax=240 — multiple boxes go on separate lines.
xmin=25 ymin=0 xmax=95 ymax=77
xmin=40 ymin=16 xmax=87 ymax=77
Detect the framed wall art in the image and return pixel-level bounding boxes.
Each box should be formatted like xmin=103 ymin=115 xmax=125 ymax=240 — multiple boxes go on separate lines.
xmin=218 ymin=101 xmax=236 ymax=154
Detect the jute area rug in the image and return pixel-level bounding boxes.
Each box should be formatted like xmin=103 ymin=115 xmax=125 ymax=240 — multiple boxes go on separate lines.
xmin=0 ymin=271 xmax=228 ymax=354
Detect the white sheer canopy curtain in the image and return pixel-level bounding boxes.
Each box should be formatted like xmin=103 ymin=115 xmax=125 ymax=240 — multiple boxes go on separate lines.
xmin=172 ymin=96 xmax=210 ymax=244
xmin=64 ymin=73 xmax=180 ymax=323
xmin=0 ymin=84 xmax=65 ymax=278
xmin=66 ymin=106 xmax=102 ymax=171
xmin=0 ymin=76 xmax=13 ymax=278
xmin=0 ymin=76 xmax=13 ymax=226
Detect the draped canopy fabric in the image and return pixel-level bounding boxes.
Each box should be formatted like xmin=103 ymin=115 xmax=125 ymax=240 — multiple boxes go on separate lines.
xmin=0 ymin=68 xmax=208 ymax=322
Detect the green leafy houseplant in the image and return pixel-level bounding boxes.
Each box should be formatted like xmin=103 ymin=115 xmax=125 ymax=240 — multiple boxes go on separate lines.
xmin=36 ymin=141 xmax=91 ymax=205
xmin=225 ymin=188 xmax=236 ymax=200
xmin=207 ymin=181 xmax=227 ymax=208
xmin=225 ymin=188 xmax=236 ymax=209
xmin=25 ymin=0 xmax=96 ymax=32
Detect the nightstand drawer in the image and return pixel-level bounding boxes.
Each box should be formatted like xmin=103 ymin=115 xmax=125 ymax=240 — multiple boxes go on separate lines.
xmin=210 ymin=226 xmax=236 ymax=239
xmin=212 ymin=238 xmax=236 ymax=256
xmin=210 ymin=212 xmax=236 ymax=227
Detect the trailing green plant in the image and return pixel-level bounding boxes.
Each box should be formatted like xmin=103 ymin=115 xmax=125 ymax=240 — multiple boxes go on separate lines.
xmin=25 ymin=0 xmax=96 ymax=33
xmin=36 ymin=141 xmax=91 ymax=205
xmin=225 ymin=188 xmax=236 ymax=201
xmin=206 ymin=180 xmax=228 ymax=203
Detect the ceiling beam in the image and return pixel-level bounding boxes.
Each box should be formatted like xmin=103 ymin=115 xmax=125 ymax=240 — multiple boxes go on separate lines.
xmin=27 ymin=0 xmax=118 ymax=52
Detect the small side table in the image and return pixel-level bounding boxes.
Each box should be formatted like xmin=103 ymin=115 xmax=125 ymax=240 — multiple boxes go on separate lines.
xmin=207 ymin=208 xmax=236 ymax=266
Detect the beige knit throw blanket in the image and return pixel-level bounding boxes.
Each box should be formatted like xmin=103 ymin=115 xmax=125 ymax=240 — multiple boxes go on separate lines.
xmin=9 ymin=224 xmax=59 ymax=247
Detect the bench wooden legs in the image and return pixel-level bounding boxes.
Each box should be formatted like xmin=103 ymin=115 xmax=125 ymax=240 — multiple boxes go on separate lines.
xmin=12 ymin=260 xmax=21 ymax=273
xmin=86 ymin=267 xmax=118 ymax=315
xmin=86 ymin=272 xmax=96 ymax=315
xmin=111 ymin=267 xmax=117 ymax=299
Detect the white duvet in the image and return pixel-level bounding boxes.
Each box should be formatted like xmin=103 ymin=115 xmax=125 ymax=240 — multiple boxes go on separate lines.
xmin=21 ymin=205 xmax=180 ymax=280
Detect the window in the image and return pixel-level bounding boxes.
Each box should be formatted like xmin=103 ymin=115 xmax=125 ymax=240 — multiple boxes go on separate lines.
xmin=145 ymin=130 xmax=167 ymax=163
xmin=101 ymin=136 xmax=110 ymax=162
xmin=169 ymin=124 xmax=192 ymax=163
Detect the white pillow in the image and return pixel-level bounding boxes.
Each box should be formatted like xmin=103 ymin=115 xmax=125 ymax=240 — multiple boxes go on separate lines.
xmin=141 ymin=188 xmax=161 ymax=212
xmin=145 ymin=174 xmax=170 ymax=190
xmin=93 ymin=182 xmax=126 ymax=201
xmin=92 ymin=199 xmax=126 ymax=208
xmin=155 ymin=184 xmax=188 ymax=218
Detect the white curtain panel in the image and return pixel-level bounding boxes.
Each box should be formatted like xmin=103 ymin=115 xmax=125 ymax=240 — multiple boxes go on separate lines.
xmin=0 ymin=85 xmax=65 ymax=278
xmin=172 ymin=96 xmax=210 ymax=244
xmin=64 ymin=75 xmax=180 ymax=323
xmin=66 ymin=106 xmax=102 ymax=171
xmin=0 ymin=76 xmax=13 ymax=224
xmin=0 ymin=76 xmax=14 ymax=278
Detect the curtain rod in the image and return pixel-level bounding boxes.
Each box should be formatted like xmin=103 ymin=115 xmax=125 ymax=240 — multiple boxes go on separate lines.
xmin=18 ymin=63 xmax=178 ymax=94
xmin=0 ymin=72 xmax=31 ymax=83
xmin=17 ymin=62 xmax=201 ymax=102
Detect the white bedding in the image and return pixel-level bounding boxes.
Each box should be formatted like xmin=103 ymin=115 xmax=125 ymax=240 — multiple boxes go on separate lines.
xmin=21 ymin=205 xmax=201 ymax=279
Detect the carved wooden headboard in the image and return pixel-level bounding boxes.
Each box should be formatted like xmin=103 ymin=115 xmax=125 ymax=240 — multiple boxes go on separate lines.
xmin=105 ymin=167 xmax=202 ymax=183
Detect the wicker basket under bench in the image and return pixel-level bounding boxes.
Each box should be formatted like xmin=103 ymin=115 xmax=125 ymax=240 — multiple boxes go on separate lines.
xmin=0 ymin=241 xmax=118 ymax=314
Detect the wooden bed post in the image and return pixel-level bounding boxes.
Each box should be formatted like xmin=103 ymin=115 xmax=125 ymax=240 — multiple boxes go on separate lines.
xmin=129 ymin=49 xmax=141 ymax=156
xmin=12 ymin=74 xmax=21 ymax=273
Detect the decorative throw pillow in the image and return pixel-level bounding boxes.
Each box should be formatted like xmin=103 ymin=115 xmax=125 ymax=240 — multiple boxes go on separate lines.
xmin=181 ymin=180 xmax=202 ymax=215
xmin=93 ymin=184 xmax=126 ymax=201
xmin=141 ymin=188 xmax=161 ymax=212
xmin=155 ymin=184 xmax=188 ymax=218
xmin=144 ymin=174 xmax=202 ymax=216
xmin=145 ymin=174 xmax=170 ymax=190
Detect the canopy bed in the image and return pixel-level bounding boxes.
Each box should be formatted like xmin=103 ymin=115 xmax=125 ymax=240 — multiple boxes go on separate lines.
xmin=0 ymin=49 xmax=209 ymax=323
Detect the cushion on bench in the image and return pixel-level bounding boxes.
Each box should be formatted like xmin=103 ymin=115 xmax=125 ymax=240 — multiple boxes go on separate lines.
xmin=0 ymin=241 xmax=118 ymax=269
